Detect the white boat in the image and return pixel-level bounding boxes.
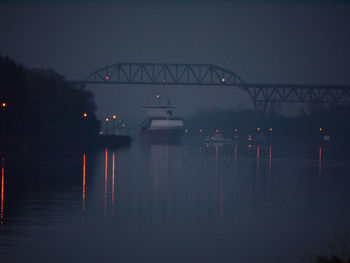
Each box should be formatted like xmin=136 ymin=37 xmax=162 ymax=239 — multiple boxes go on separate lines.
xmin=140 ymin=96 xmax=184 ymax=144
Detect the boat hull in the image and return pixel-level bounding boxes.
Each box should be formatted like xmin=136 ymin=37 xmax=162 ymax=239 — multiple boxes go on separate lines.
xmin=141 ymin=128 xmax=183 ymax=145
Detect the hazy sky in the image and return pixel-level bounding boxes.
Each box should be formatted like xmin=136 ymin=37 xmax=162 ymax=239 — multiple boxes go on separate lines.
xmin=1 ymin=0 xmax=350 ymax=120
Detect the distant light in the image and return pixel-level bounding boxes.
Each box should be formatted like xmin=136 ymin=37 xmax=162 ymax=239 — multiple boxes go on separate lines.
xmin=105 ymin=76 xmax=109 ymax=80
xmin=185 ymin=129 xmax=188 ymax=133
xmin=112 ymin=115 xmax=117 ymax=119
xmin=248 ymin=137 xmax=252 ymax=141
xmin=156 ymin=94 xmax=160 ymax=98
xmin=162 ymin=79 xmax=166 ymax=83
xmin=122 ymin=123 xmax=126 ymax=127
xmin=248 ymin=144 xmax=252 ymax=148
xmin=216 ymin=129 xmax=219 ymax=133
xmin=99 ymin=131 xmax=104 ymax=135
xmin=83 ymin=113 xmax=88 ymax=118
xmin=234 ymin=128 xmax=238 ymax=132
xmin=221 ymin=77 xmax=225 ymax=82
xmin=257 ymin=127 xmax=260 ymax=131
xmin=105 ymin=118 xmax=109 ymax=122
xmin=199 ymin=129 xmax=203 ymax=133
xmin=319 ymin=128 xmax=323 ymax=132
xmin=1 ymin=102 xmax=6 ymax=108
xmin=269 ymin=128 xmax=272 ymax=132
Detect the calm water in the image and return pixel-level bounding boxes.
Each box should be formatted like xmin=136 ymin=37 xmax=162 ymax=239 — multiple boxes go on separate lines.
xmin=1 ymin=143 xmax=350 ymax=263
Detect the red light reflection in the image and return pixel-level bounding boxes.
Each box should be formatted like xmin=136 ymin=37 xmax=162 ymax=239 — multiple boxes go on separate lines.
xmin=269 ymin=146 xmax=272 ymax=176
xmin=216 ymin=145 xmax=219 ymax=177
xmin=256 ymin=146 xmax=260 ymax=174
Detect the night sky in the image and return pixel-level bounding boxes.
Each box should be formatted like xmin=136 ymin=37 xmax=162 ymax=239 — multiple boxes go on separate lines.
xmin=1 ymin=0 xmax=350 ymax=120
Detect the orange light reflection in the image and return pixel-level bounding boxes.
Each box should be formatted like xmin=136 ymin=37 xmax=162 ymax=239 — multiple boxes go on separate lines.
xmin=112 ymin=152 xmax=115 ymax=205
xmin=105 ymin=148 xmax=108 ymax=211
xmin=319 ymin=146 xmax=322 ymax=176
xmin=1 ymin=157 xmax=4 ymax=223
xmin=82 ymin=154 xmax=86 ymax=220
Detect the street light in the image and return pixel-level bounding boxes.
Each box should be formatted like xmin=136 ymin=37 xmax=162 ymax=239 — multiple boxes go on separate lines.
xmin=1 ymin=102 xmax=6 ymax=108
xmin=83 ymin=113 xmax=88 ymax=118
xmin=105 ymin=118 xmax=110 ymax=134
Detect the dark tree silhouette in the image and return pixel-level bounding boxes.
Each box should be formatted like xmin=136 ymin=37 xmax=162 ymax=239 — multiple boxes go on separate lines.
xmin=0 ymin=55 xmax=100 ymax=150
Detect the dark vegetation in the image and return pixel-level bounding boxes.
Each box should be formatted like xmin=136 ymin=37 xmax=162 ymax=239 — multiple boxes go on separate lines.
xmin=185 ymin=105 xmax=350 ymax=144
xmin=0 ymin=55 xmax=101 ymax=152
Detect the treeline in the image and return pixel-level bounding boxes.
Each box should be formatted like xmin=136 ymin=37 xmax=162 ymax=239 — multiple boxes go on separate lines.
xmin=0 ymin=55 xmax=100 ymax=149
xmin=185 ymin=104 xmax=350 ymax=144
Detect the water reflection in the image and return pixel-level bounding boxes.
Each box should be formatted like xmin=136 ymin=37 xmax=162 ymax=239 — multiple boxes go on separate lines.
xmin=104 ymin=148 xmax=108 ymax=212
xmin=0 ymin=144 xmax=350 ymax=263
xmin=82 ymin=154 xmax=86 ymax=220
xmin=256 ymin=145 xmax=260 ymax=174
xmin=269 ymin=145 xmax=272 ymax=176
xmin=1 ymin=157 xmax=4 ymax=223
xmin=319 ymin=146 xmax=322 ymax=176
xmin=112 ymin=152 xmax=115 ymax=206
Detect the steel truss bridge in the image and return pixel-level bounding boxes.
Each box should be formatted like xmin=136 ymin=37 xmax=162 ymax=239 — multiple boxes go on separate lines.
xmin=70 ymin=62 xmax=350 ymax=122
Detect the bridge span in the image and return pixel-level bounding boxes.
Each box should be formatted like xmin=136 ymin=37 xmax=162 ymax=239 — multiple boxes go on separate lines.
xmin=70 ymin=62 xmax=350 ymax=105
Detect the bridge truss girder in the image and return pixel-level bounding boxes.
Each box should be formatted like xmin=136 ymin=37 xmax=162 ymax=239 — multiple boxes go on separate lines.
xmin=84 ymin=63 xmax=245 ymax=87
xmin=246 ymin=84 xmax=350 ymax=104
